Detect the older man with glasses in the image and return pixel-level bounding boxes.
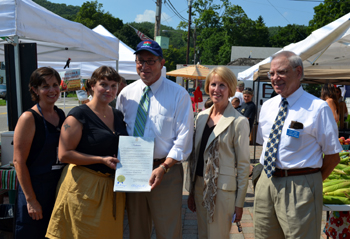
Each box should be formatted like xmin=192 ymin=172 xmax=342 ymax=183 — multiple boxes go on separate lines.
xmin=117 ymin=40 xmax=194 ymax=239
xmin=254 ymin=51 xmax=342 ymax=239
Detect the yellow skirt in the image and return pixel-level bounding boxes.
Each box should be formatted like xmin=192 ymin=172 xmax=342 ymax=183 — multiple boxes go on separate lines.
xmin=46 ymin=164 xmax=125 ymax=239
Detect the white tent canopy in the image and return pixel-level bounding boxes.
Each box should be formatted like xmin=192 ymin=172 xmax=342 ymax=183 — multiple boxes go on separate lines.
xmin=38 ymin=25 xmax=167 ymax=80
xmin=38 ymin=25 xmax=140 ymax=79
xmin=0 ymin=0 xmax=119 ymax=62
xmin=237 ymin=13 xmax=350 ymax=82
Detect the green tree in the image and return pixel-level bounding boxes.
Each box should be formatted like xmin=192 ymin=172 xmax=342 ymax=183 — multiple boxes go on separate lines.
xmin=269 ymin=24 xmax=307 ymax=47
xmin=33 ymin=0 xmax=80 ymax=20
xmin=308 ymin=0 xmax=350 ymax=34
xmin=74 ymin=1 xmax=123 ymax=34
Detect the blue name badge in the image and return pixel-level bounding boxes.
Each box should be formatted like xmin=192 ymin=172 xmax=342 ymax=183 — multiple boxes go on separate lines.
xmin=287 ymin=129 xmax=300 ymax=138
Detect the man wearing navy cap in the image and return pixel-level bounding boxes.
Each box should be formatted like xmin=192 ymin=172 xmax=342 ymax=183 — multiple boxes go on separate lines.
xmin=117 ymin=40 xmax=194 ymax=239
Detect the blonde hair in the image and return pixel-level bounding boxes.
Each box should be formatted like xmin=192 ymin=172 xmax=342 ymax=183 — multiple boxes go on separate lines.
xmin=204 ymin=66 xmax=237 ymax=97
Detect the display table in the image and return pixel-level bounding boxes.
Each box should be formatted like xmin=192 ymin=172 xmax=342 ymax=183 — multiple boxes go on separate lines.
xmin=0 ymin=166 xmax=17 ymax=205
xmin=323 ymin=204 xmax=350 ymax=239
xmin=0 ymin=166 xmax=17 ymax=191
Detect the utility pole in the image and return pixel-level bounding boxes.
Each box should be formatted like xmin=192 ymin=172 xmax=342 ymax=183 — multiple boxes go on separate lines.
xmin=154 ymin=0 xmax=162 ymax=39
xmin=193 ymin=25 xmax=196 ymax=64
xmin=186 ymin=0 xmax=192 ymax=64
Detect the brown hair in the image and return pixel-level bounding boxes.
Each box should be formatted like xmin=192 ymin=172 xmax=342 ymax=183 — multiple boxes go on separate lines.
xmin=321 ymin=83 xmax=339 ymax=111
xmin=89 ymin=66 xmax=121 ymax=86
xmin=29 ymin=67 xmax=61 ymax=102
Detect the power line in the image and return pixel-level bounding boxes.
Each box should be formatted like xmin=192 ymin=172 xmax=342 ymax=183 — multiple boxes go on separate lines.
xmin=265 ymin=0 xmax=306 ymax=39
xmin=165 ymin=0 xmax=188 ymax=21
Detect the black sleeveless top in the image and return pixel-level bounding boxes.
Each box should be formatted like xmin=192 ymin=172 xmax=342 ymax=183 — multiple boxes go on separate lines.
xmin=68 ymin=104 xmax=128 ymax=174
xmin=196 ymin=124 xmax=215 ymax=177
xmin=26 ymin=106 xmax=65 ymax=168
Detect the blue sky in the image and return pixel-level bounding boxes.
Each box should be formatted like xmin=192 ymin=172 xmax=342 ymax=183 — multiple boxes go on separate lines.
xmin=49 ymin=0 xmax=320 ymax=29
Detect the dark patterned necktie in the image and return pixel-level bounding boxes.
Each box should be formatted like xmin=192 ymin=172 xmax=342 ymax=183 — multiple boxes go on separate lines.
xmin=264 ymin=98 xmax=288 ymax=178
xmin=133 ymin=86 xmax=150 ymax=137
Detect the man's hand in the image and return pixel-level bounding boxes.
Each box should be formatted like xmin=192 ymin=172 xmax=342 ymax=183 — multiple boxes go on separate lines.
xmin=149 ymin=166 xmax=165 ymax=190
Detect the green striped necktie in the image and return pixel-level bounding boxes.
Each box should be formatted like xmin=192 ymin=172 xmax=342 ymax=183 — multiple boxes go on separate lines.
xmin=133 ymin=86 xmax=151 ymax=137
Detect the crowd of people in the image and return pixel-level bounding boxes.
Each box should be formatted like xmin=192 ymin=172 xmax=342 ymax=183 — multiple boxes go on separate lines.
xmin=11 ymin=39 xmax=343 ymax=239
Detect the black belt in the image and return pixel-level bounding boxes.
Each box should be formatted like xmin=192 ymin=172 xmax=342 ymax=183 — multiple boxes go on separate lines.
xmin=273 ymin=168 xmax=320 ymax=177
xmin=153 ymin=158 xmax=166 ymax=169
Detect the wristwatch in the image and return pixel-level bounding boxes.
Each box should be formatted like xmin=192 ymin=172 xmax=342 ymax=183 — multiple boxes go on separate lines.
xmin=160 ymin=163 xmax=170 ymax=173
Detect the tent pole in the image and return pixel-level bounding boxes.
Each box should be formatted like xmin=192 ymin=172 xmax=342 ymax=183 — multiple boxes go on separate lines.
xmin=253 ymin=77 xmax=261 ymax=163
xmin=14 ymin=36 xmax=23 ymax=118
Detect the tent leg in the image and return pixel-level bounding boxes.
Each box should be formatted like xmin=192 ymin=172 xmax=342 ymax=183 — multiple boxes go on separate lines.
xmin=14 ymin=36 xmax=23 ymax=117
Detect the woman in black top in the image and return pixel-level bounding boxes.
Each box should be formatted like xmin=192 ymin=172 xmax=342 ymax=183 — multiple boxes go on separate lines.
xmin=13 ymin=67 xmax=65 ymax=239
xmin=46 ymin=66 xmax=127 ymax=239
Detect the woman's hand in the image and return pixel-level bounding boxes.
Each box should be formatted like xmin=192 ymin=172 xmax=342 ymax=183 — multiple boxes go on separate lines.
xmin=27 ymin=199 xmax=43 ymax=220
xmin=234 ymin=206 xmax=243 ymax=222
xmin=102 ymin=155 xmax=120 ymax=170
xmin=187 ymin=194 xmax=196 ymax=212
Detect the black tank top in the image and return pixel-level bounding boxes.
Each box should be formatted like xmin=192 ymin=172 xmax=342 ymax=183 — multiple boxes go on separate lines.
xmin=26 ymin=106 xmax=65 ymax=167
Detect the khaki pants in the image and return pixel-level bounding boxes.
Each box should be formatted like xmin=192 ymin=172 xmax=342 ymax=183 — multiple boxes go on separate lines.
xmin=194 ymin=176 xmax=207 ymax=239
xmin=254 ymin=170 xmax=323 ymax=239
xmin=126 ymin=164 xmax=183 ymax=239
xmin=194 ymin=176 xmax=236 ymax=239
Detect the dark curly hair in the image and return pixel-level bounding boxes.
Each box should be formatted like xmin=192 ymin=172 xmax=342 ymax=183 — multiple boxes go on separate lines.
xmin=29 ymin=67 xmax=61 ymax=102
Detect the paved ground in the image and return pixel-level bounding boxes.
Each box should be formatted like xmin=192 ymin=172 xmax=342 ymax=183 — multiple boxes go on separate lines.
xmin=122 ymin=145 xmax=330 ymax=239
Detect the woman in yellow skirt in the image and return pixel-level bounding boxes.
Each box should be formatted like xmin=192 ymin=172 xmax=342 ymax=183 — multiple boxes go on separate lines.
xmin=46 ymin=66 xmax=127 ymax=239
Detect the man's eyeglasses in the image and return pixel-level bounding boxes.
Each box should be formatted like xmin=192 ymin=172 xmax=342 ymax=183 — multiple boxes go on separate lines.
xmin=244 ymin=87 xmax=253 ymax=91
xmin=135 ymin=59 xmax=160 ymax=65
xmin=267 ymin=69 xmax=289 ymax=79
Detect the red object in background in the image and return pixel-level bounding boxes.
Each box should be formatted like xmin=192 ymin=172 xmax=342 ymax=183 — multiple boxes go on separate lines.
xmin=60 ymin=81 xmax=67 ymax=91
xmin=191 ymin=97 xmax=195 ymax=112
xmin=193 ymin=86 xmax=203 ymax=103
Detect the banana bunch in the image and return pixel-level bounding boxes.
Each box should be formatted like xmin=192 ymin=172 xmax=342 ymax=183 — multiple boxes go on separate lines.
xmin=323 ymin=151 xmax=350 ymax=204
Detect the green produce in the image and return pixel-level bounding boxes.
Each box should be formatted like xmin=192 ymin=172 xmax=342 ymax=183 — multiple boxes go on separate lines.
xmin=340 ymin=157 xmax=350 ymax=164
xmin=339 ymin=151 xmax=350 ymax=157
xmin=323 ymin=195 xmax=350 ymax=204
xmin=325 ymin=188 xmax=350 ymax=197
xmin=333 ymin=168 xmax=347 ymax=175
xmin=323 ymin=181 xmax=350 ymax=194
xmin=335 ymin=164 xmax=349 ymax=170
xmin=323 ymin=179 xmax=347 ymax=188
xmin=343 ymin=166 xmax=350 ymax=173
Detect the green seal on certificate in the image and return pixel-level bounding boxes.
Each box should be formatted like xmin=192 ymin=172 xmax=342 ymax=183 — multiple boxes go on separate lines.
xmin=117 ymin=175 xmax=126 ymax=183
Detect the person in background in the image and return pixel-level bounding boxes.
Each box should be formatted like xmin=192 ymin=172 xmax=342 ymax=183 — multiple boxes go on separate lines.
xmin=187 ymin=66 xmax=250 ymax=239
xmin=239 ymin=87 xmax=256 ymax=132
xmin=229 ymin=80 xmax=244 ymax=106
xmin=254 ymin=51 xmax=341 ymax=239
xmin=46 ymin=66 xmax=127 ymax=239
xmin=321 ymin=83 xmax=339 ymax=123
xmin=13 ymin=67 xmax=66 ymax=239
xmin=117 ymin=76 xmax=127 ymax=96
xmin=231 ymin=97 xmax=241 ymax=109
xmin=117 ymin=40 xmax=194 ymax=239
xmin=335 ymin=86 xmax=348 ymax=122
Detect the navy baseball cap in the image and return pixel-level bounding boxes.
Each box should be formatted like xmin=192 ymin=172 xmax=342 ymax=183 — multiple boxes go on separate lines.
xmin=134 ymin=40 xmax=163 ymax=58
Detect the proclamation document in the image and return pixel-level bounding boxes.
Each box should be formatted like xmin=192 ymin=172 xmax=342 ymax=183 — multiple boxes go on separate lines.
xmin=114 ymin=136 xmax=154 ymax=192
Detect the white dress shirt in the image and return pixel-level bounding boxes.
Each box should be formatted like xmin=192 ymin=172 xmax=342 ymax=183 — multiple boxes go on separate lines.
xmin=257 ymin=86 xmax=342 ymax=169
xmin=117 ymin=76 xmax=194 ymax=161
xmin=229 ymin=91 xmax=244 ymax=106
